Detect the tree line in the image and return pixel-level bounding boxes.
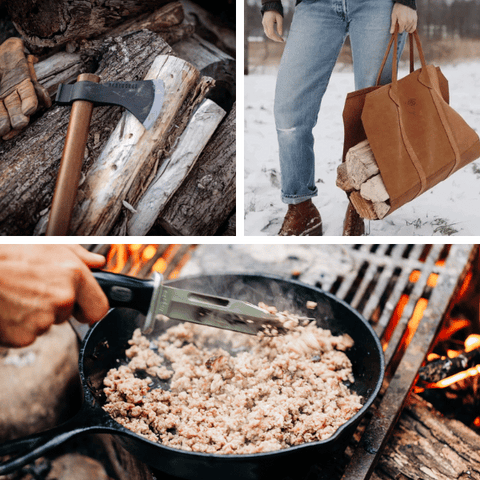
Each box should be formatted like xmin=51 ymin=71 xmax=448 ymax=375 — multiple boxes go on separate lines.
xmin=246 ymin=0 xmax=480 ymax=40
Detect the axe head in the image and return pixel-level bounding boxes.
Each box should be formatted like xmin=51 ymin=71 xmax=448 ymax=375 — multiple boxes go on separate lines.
xmin=56 ymin=79 xmax=165 ymax=130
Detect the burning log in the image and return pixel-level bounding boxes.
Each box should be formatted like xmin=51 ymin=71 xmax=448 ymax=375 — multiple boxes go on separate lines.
xmin=418 ymin=346 xmax=480 ymax=383
xmin=336 ymin=139 xmax=390 ymax=220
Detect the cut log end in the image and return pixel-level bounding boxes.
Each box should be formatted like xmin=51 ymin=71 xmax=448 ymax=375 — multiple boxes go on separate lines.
xmin=337 ymin=139 xmax=391 ymax=220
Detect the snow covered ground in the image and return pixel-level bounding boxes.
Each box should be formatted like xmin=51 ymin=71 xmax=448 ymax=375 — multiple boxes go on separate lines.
xmin=244 ymin=62 xmax=480 ymax=236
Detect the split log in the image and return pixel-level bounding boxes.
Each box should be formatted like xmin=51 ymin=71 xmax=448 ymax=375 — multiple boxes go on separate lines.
xmin=34 ymin=52 xmax=85 ymax=96
xmin=156 ymin=103 xmax=236 ymax=236
xmin=6 ymin=0 xmax=172 ymax=51
xmin=349 ymin=191 xmax=378 ymax=221
xmin=127 ymin=98 xmax=226 ymax=236
xmin=360 ymin=174 xmax=389 ymax=203
xmin=336 ymin=163 xmax=354 ymax=192
xmin=173 ymin=34 xmax=235 ymax=112
xmin=0 ymin=30 xmax=172 ymax=236
xmin=182 ymin=0 xmax=236 ymax=57
xmin=69 ymin=55 xmax=214 ymax=236
xmin=345 ymin=139 xmax=379 ymax=190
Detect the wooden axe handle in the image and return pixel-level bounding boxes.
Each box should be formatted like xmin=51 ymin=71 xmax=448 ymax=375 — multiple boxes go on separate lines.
xmin=46 ymin=73 xmax=100 ymax=236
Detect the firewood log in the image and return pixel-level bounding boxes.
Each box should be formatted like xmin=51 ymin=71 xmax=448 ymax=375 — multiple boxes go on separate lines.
xmin=182 ymin=0 xmax=236 ymax=57
xmin=107 ymin=1 xmax=195 ymax=46
xmin=6 ymin=0 xmax=172 ymax=51
xmin=360 ymin=174 xmax=390 ymax=203
xmin=336 ymin=139 xmax=391 ymax=220
xmin=345 ymin=139 xmax=379 ymax=190
xmin=156 ymin=103 xmax=236 ymax=236
xmin=69 ymin=55 xmax=214 ymax=236
xmin=126 ymin=98 xmax=226 ymax=236
xmin=336 ymin=162 xmax=354 ymax=192
xmin=34 ymin=52 xmax=85 ymax=96
xmin=349 ymin=191 xmax=378 ymax=220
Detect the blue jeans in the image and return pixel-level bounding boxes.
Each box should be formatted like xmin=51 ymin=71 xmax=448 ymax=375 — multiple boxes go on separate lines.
xmin=275 ymin=0 xmax=407 ymax=204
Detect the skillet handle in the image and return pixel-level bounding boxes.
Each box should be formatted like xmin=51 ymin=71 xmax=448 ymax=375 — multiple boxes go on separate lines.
xmin=93 ymin=270 xmax=154 ymax=315
xmin=0 ymin=404 xmax=117 ymax=475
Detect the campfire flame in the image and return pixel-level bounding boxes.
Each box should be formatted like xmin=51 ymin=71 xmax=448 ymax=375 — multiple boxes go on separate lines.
xmin=104 ymin=244 xmax=195 ymax=279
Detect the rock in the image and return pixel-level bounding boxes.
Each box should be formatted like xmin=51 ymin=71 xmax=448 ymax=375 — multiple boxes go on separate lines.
xmin=47 ymin=453 xmax=109 ymax=480
xmin=0 ymin=323 xmax=80 ymax=442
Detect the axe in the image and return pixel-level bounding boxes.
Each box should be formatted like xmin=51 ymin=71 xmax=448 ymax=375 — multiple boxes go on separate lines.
xmin=45 ymin=73 xmax=165 ymax=236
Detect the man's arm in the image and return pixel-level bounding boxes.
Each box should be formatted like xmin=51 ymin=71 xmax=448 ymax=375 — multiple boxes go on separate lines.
xmin=0 ymin=245 xmax=109 ymax=348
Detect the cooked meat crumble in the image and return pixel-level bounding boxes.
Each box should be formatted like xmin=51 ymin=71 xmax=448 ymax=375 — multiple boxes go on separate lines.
xmin=103 ymin=305 xmax=363 ymax=454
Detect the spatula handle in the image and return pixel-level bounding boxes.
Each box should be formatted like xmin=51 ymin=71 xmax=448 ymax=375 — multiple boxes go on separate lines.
xmin=93 ymin=271 xmax=154 ymax=315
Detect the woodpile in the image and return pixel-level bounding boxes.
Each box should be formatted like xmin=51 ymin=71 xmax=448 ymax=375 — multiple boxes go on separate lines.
xmin=336 ymin=139 xmax=391 ymax=220
xmin=0 ymin=0 xmax=235 ymax=236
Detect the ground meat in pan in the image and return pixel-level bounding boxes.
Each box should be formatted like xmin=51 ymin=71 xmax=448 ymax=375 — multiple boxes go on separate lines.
xmin=103 ymin=305 xmax=363 ymax=454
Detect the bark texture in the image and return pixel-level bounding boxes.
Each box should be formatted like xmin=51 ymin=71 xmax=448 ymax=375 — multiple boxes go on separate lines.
xmin=6 ymin=0 xmax=170 ymax=50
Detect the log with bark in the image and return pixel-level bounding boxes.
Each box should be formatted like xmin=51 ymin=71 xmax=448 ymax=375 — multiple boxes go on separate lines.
xmin=370 ymin=394 xmax=480 ymax=480
xmin=6 ymin=0 xmax=172 ymax=51
xmin=336 ymin=139 xmax=391 ymax=220
xmin=181 ymin=0 xmax=236 ymax=57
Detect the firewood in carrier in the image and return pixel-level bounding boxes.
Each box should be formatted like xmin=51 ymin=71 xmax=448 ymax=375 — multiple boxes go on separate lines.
xmin=349 ymin=191 xmax=390 ymax=220
xmin=345 ymin=138 xmax=379 ymax=190
xmin=349 ymin=191 xmax=378 ymax=220
xmin=360 ymin=174 xmax=390 ymax=203
xmin=336 ymin=162 xmax=354 ymax=192
xmin=126 ymin=98 xmax=227 ymax=236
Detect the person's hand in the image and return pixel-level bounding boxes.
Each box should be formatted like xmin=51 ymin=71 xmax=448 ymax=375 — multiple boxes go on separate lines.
xmin=262 ymin=11 xmax=285 ymax=43
xmin=0 ymin=37 xmax=52 ymax=141
xmin=0 ymin=244 xmax=109 ymax=348
xmin=391 ymin=3 xmax=418 ymax=34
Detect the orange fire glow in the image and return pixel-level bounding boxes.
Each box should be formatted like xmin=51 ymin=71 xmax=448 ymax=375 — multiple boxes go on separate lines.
xmin=104 ymin=244 xmax=191 ymax=280
xmin=428 ymin=365 xmax=480 ymax=389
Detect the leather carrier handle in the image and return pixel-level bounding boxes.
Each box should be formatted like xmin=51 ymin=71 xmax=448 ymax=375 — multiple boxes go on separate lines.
xmin=375 ymin=27 xmax=427 ymax=87
xmin=46 ymin=73 xmax=101 ymax=236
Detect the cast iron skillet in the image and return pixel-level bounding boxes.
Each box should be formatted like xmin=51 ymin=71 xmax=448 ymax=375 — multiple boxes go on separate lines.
xmin=0 ymin=274 xmax=384 ymax=480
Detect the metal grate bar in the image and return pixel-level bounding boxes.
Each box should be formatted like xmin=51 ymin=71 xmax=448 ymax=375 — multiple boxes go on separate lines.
xmin=341 ymin=244 xmax=476 ymax=480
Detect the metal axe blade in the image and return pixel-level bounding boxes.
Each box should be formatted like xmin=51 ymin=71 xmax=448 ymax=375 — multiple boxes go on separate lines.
xmin=56 ymin=78 xmax=165 ymax=129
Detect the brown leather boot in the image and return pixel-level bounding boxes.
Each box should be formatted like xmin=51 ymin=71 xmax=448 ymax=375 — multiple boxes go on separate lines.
xmin=342 ymin=203 xmax=365 ymax=236
xmin=278 ymin=199 xmax=323 ymax=236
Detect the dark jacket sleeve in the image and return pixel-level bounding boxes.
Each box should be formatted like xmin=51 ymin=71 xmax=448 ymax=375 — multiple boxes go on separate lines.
xmin=261 ymin=1 xmax=283 ymax=17
xmin=261 ymin=0 xmax=416 ymax=16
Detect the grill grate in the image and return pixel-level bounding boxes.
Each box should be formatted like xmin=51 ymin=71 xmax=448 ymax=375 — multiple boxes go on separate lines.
xmin=185 ymin=244 xmax=477 ymax=480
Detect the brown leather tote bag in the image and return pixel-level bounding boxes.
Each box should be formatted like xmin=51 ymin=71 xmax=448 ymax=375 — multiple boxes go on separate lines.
xmin=342 ymin=30 xmax=480 ymax=216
